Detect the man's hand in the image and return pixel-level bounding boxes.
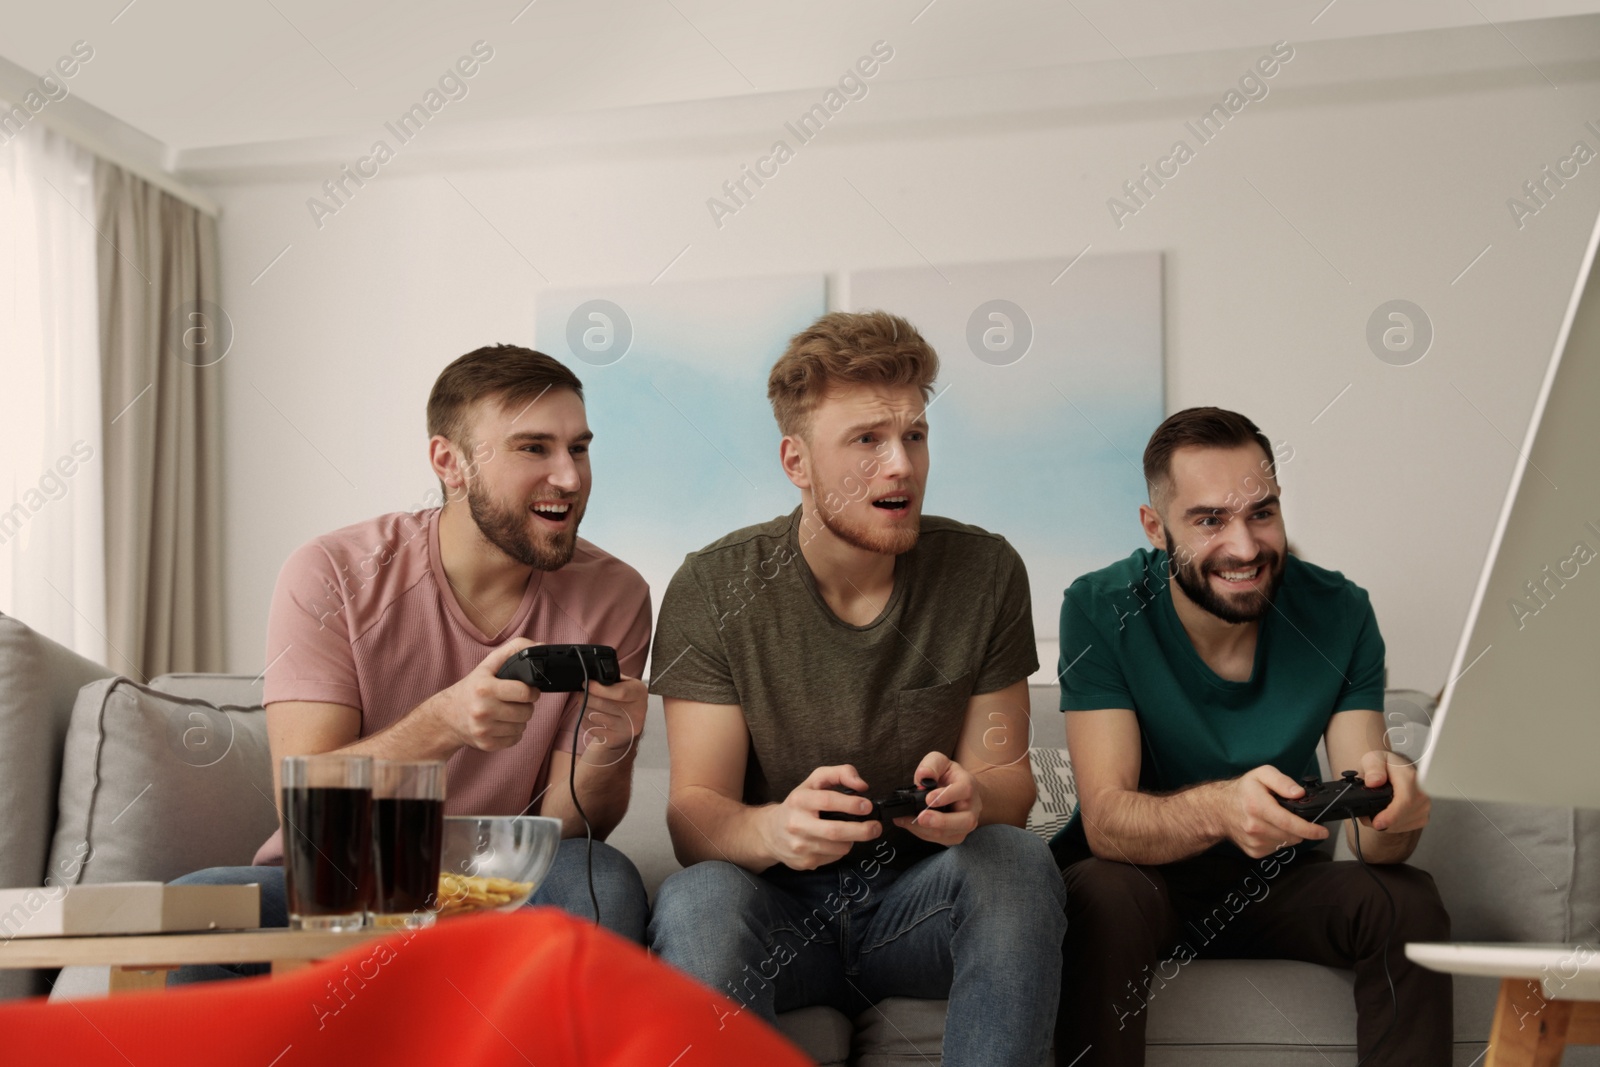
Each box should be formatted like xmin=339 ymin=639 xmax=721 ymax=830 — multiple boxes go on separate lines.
xmin=575 ymin=677 xmax=648 ymax=766
xmin=427 ymin=638 xmax=540 ymax=752
xmin=1215 ymin=765 xmax=1330 ymax=859
xmin=894 ymin=751 xmax=981 ymax=847
xmin=1358 ymin=750 xmax=1431 ymax=834
xmin=759 ymin=765 xmax=882 ymax=871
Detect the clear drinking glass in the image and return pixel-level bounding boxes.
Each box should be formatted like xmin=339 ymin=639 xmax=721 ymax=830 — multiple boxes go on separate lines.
xmin=370 ymin=760 xmax=446 ymax=930
xmin=280 ymin=755 xmax=372 ymax=931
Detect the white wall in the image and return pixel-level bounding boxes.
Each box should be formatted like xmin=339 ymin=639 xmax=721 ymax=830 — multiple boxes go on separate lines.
xmin=201 ymin=30 xmax=1600 ymax=693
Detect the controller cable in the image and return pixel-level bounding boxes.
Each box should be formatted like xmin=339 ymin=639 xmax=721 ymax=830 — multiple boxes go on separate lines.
xmin=1348 ymin=813 xmax=1399 ymax=1066
xmin=569 ymin=646 xmax=600 ymax=927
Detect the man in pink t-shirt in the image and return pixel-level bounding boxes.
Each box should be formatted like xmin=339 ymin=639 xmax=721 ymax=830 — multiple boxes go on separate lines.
xmin=173 ymin=345 xmax=652 ymax=978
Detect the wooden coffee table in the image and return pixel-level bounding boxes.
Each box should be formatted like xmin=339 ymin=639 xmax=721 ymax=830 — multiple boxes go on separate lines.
xmin=1408 ymin=942 xmax=1600 ymax=1066
xmin=0 ymin=928 xmax=394 ymax=994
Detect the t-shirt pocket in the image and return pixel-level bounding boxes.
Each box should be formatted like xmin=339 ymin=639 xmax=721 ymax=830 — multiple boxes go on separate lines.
xmin=890 ymin=672 xmax=975 ymax=775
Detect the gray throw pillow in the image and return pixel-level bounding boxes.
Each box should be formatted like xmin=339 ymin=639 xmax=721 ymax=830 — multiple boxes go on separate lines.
xmin=1027 ymin=746 xmax=1076 ymax=841
xmin=47 ymin=677 xmax=279 ymax=889
xmin=0 ymin=614 xmax=114 ymax=890
xmin=0 ymin=612 xmax=114 ymax=999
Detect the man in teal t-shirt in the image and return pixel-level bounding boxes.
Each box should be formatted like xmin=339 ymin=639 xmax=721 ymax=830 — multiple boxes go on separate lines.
xmin=1051 ymin=407 xmax=1450 ymax=1067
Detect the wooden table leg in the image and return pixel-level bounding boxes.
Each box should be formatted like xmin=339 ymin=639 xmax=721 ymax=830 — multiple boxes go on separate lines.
xmin=108 ymin=966 xmax=175 ymax=994
xmin=1487 ymin=977 xmax=1573 ymax=1067
xmin=1567 ymin=1002 xmax=1600 ymax=1046
xmin=95 ymin=957 xmax=331 ymax=994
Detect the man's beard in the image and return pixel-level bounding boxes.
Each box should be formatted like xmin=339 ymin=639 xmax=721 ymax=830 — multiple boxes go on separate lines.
xmin=467 ymin=480 xmax=581 ymax=571
xmin=816 ymin=498 xmax=920 ymax=556
xmin=1164 ymin=525 xmax=1283 ymax=624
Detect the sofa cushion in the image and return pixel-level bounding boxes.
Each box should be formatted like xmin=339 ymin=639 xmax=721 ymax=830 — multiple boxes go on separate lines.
xmin=1144 ymin=958 xmax=1355 ymax=1046
xmin=47 ymin=677 xmax=278 ymax=888
xmin=853 ymin=997 xmax=951 ymax=1066
xmin=773 ymin=1005 xmax=853 ymax=1066
xmin=0 ymin=612 xmax=115 ymax=999
xmin=147 ymin=673 xmax=264 ymax=708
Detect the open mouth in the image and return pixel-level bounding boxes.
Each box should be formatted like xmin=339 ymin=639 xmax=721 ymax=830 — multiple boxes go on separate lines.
xmin=530 ymin=501 xmax=573 ymax=526
xmin=870 ymin=495 xmax=912 ymax=515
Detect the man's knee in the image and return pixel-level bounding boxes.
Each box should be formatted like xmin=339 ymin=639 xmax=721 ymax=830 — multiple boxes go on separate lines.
xmin=946 ymin=825 xmax=1065 ymax=897
xmin=1064 ymin=857 xmax=1166 ymax=926
xmin=563 ymin=840 xmax=649 ymax=940
xmin=169 ymin=866 xmax=265 ymax=887
xmin=1064 ymin=856 xmax=1164 ymax=908
xmin=650 ymin=861 xmax=765 ymax=947
xmin=584 ymin=840 xmax=645 ymax=897
xmin=649 ymin=862 xmax=772 ymax=982
xmin=1365 ymin=863 xmax=1451 ymax=942
xmin=652 ymin=861 xmax=759 ymax=929
xmin=958 ymin=823 xmax=1057 ymax=869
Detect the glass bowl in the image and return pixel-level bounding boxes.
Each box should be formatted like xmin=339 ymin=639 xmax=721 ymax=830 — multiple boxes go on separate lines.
xmin=436 ymin=815 xmax=562 ymax=918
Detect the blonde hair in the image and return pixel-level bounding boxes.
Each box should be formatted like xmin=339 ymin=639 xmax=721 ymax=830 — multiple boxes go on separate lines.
xmin=767 ymin=311 xmax=939 ymax=437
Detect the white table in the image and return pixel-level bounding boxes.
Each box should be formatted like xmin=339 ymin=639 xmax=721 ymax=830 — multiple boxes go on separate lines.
xmin=1408 ymin=942 xmax=1600 ymax=1066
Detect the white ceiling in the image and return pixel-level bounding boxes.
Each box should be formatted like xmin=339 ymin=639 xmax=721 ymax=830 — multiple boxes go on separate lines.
xmin=4 ymin=0 xmax=1600 ymax=155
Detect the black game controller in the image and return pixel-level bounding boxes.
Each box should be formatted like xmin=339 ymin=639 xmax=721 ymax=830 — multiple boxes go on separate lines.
xmin=497 ymin=645 xmax=621 ymax=692
xmin=1277 ymin=770 xmax=1394 ymax=824
xmin=820 ymin=778 xmax=955 ymax=823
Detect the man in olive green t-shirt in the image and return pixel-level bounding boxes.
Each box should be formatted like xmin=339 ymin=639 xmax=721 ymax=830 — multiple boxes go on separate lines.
xmin=1052 ymin=407 xmax=1450 ymax=1067
xmin=646 ymin=311 xmax=1067 ymax=1067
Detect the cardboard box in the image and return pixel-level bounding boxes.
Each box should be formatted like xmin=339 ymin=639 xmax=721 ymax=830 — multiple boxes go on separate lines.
xmin=0 ymin=882 xmax=260 ymax=939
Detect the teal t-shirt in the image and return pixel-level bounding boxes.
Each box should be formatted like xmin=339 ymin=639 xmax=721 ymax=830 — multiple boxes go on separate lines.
xmin=1049 ymin=548 xmax=1386 ymax=862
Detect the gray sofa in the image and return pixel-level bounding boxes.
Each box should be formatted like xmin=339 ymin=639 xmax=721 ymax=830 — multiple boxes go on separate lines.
xmin=3 ymin=611 xmax=1597 ymax=1065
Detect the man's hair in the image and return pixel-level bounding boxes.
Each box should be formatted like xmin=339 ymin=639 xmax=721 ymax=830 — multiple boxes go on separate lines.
xmin=428 ymin=344 xmax=583 ymax=445
xmin=767 ymin=311 xmax=939 ymax=438
xmin=1143 ymin=406 xmax=1275 ymax=509
xmin=427 ymin=345 xmax=583 ymax=494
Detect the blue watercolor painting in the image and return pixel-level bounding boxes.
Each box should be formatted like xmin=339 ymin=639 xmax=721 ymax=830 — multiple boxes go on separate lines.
xmin=535 ymin=275 xmax=827 ymax=607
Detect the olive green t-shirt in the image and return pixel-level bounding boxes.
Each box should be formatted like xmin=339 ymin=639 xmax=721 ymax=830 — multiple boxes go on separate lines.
xmin=649 ymin=508 xmax=1039 ymax=871
xmin=1050 ymin=547 xmax=1386 ymax=865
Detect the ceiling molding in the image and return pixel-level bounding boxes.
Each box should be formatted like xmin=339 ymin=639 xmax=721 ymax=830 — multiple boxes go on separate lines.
xmin=173 ymin=16 xmax=1600 ymax=187
xmin=0 ymin=54 xmax=220 ymax=216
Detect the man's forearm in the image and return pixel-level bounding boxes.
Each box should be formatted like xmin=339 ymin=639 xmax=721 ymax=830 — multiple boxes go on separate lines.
xmin=667 ymin=785 xmax=777 ymax=872
xmin=972 ymin=764 xmax=1037 ymax=828
xmin=1081 ymin=783 xmax=1226 ymax=866
xmin=337 ymin=696 xmax=459 ymax=762
xmin=268 ymin=698 xmax=459 ymax=816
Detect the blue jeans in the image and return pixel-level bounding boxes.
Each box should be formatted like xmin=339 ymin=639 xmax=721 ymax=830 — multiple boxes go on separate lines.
xmin=648 ymin=824 xmax=1068 ymax=1067
xmin=167 ymin=837 xmax=648 ymax=985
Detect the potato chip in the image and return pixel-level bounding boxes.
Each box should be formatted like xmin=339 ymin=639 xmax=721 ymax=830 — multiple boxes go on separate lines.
xmin=435 ymin=872 xmax=534 ymax=917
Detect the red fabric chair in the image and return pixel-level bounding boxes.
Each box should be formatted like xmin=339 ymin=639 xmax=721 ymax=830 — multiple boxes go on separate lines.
xmin=0 ymin=910 xmax=814 ymax=1066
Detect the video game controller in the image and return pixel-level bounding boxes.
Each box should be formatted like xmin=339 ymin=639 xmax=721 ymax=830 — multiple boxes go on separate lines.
xmin=1276 ymin=770 xmax=1394 ymax=824
xmin=819 ymin=778 xmax=955 ymax=823
xmin=496 ymin=644 xmax=621 ymax=692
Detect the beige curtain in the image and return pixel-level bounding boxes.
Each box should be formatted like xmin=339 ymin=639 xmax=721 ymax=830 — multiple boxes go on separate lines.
xmin=95 ymin=161 xmax=224 ymax=677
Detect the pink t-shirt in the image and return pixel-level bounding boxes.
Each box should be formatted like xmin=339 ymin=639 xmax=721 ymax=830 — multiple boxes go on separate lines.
xmin=252 ymin=507 xmax=651 ymax=865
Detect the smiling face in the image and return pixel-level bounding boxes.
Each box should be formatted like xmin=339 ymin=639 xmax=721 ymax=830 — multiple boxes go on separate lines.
xmin=456 ymin=388 xmax=592 ymax=571
xmin=785 ymin=383 xmax=930 ymax=556
xmin=1147 ymin=443 xmax=1287 ymax=624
